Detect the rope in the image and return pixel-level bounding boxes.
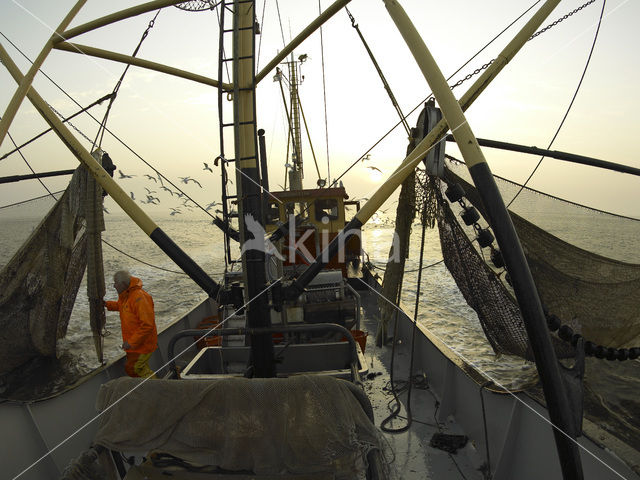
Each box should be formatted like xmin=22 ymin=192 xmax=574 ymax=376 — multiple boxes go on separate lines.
xmin=101 ymin=238 xmax=186 ymax=275
xmin=380 ymin=182 xmax=431 ymax=434
xmin=507 ymin=0 xmax=606 ymax=208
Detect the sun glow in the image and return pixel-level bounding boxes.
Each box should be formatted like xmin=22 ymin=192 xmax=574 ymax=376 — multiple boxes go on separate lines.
xmin=369 ymin=169 xmax=383 ymax=183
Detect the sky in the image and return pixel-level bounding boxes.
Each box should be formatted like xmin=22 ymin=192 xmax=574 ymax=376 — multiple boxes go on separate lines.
xmin=0 ymin=0 xmax=639 ymax=221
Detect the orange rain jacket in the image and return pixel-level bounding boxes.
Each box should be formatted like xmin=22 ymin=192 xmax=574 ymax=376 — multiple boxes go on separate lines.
xmin=105 ymin=276 xmax=158 ymax=354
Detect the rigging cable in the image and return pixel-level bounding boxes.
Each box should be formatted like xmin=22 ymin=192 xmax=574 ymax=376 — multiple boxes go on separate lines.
xmin=0 ymin=32 xmax=226 ymax=224
xmin=329 ymin=0 xmax=602 ymax=189
xmin=329 ymin=0 xmax=544 ymax=187
xmin=0 ymin=190 xmax=64 ymax=210
xmin=445 ymin=153 xmax=640 ymax=221
xmin=274 ymin=0 xmax=287 ymax=49
xmin=0 ymin=92 xmax=113 ymax=163
xmin=1 ymin=34 xmax=232 ymax=270
xmin=345 ymin=7 xmax=411 ymax=136
xmin=275 ymin=71 xmax=297 ymax=187
xmin=507 ymin=0 xmax=606 ymax=208
xmin=1 ymin=120 xmax=59 ymax=201
xmin=0 ymin=183 xmax=189 ymax=275
xmin=297 ymin=95 xmax=323 ymax=182
xmin=318 ymin=0 xmax=331 ymax=185
xmin=92 ymin=9 xmax=162 ymax=150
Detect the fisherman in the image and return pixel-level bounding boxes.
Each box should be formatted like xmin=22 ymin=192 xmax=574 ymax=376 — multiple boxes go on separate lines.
xmin=105 ymin=270 xmax=158 ymax=378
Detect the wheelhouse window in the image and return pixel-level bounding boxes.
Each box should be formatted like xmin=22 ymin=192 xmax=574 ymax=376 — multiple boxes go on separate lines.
xmin=315 ymin=199 xmax=339 ymax=222
xmin=265 ymin=202 xmax=280 ymax=225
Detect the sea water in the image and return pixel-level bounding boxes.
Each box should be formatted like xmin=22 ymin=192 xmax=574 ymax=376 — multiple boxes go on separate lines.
xmin=1 ymin=202 xmax=639 ymax=451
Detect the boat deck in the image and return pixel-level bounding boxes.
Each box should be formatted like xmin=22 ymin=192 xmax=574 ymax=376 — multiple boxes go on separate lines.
xmin=356 ymin=283 xmax=483 ymax=479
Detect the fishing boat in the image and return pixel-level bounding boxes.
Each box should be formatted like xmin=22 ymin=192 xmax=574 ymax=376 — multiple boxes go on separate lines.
xmin=1 ymin=1 xmax=639 ymax=479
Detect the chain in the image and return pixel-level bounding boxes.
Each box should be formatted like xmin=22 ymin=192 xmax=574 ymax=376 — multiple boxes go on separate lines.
xmin=47 ymin=102 xmax=94 ymax=145
xmin=450 ymin=0 xmax=597 ymax=91
xmin=530 ymin=0 xmax=597 ymax=40
xmin=450 ymin=60 xmax=495 ymax=90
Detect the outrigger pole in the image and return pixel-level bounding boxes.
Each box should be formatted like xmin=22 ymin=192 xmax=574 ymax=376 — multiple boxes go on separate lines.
xmin=283 ymin=0 xmax=583 ymax=478
xmin=447 ymin=135 xmax=640 ymax=177
xmin=384 ymin=2 xmax=582 ymax=479
xmin=0 ymin=42 xmax=221 ymax=299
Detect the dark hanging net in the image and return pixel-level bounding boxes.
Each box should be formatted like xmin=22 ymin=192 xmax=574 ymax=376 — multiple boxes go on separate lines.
xmin=431 ymin=161 xmax=640 ymax=359
xmin=0 ymin=161 xmax=106 ymax=375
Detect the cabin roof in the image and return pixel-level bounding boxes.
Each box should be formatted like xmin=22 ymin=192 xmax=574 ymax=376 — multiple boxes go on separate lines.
xmin=269 ymin=187 xmax=349 ymax=200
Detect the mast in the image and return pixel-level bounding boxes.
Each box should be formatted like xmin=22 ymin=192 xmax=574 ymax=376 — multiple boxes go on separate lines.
xmin=287 ymin=57 xmax=304 ymax=190
xmin=232 ymin=0 xmax=275 ymax=377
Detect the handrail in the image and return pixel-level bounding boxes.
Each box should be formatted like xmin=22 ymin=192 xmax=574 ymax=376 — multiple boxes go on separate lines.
xmin=167 ymin=323 xmax=360 ymax=383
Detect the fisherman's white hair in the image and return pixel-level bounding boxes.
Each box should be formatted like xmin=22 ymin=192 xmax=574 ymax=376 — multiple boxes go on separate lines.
xmin=113 ymin=270 xmax=131 ymax=286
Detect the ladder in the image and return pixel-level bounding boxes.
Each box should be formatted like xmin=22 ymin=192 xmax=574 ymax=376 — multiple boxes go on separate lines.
xmin=217 ymin=0 xmax=260 ymax=266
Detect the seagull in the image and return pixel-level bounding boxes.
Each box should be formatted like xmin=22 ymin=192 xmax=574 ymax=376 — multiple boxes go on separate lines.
xmin=203 ymin=162 xmax=213 ymax=172
xmin=103 ymin=207 xmax=109 ymax=214
xmin=187 ymin=178 xmax=202 ymax=188
xmin=366 ymin=166 xmax=382 ymax=173
xmin=144 ymin=174 xmax=157 ymax=182
xmin=146 ymin=195 xmax=160 ymax=204
xmin=361 ymin=154 xmax=371 ymax=162
xmin=179 ymin=176 xmax=191 ymax=184
xmin=160 ymin=186 xmax=174 ymax=196
xmin=119 ymin=170 xmax=135 ymax=179
xmin=144 ymin=187 xmax=156 ymax=194
xmin=170 ymin=210 xmax=182 ymax=216
xmin=129 ymin=192 xmax=135 ymax=201
xmin=205 ymin=201 xmax=220 ymax=211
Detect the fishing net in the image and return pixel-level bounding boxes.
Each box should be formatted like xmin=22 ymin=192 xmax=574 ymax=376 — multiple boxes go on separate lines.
xmin=0 ymin=158 xmax=106 ymax=375
xmin=174 ymin=1 xmax=216 ymax=12
xmin=428 ymin=161 xmax=640 ymax=359
xmin=94 ymin=375 xmax=389 ymax=479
